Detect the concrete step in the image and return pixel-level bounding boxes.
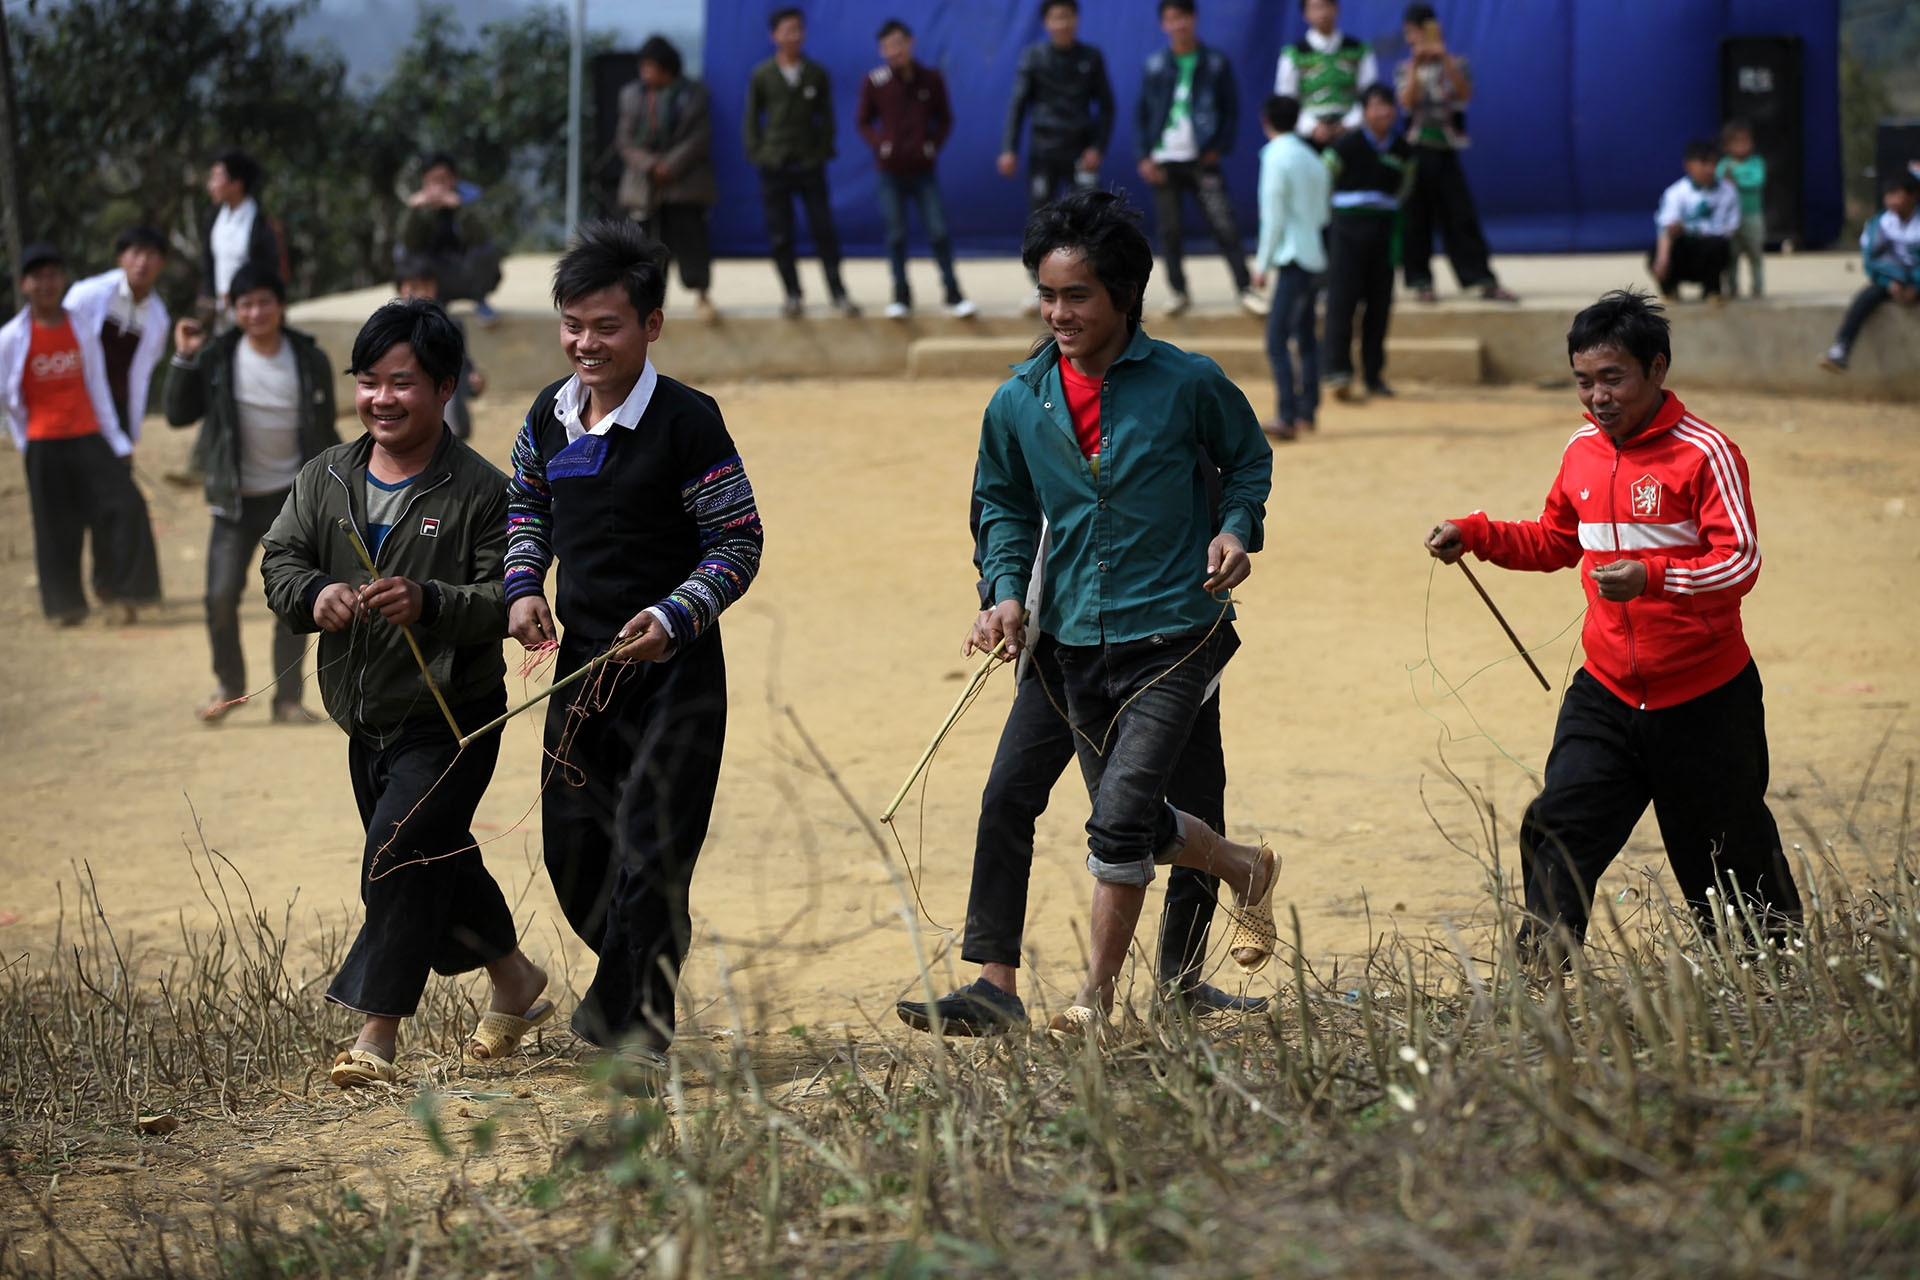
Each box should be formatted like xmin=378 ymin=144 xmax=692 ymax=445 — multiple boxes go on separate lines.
xmin=907 ymin=334 xmax=1486 ymax=384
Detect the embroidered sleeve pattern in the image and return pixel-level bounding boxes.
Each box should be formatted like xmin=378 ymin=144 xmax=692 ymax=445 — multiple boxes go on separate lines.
xmin=654 ymin=454 xmax=764 ymax=643
xmin=503 ymin=416 xmax=554 ymax=604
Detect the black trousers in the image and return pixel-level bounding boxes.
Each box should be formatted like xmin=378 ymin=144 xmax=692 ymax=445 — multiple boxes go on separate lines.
xmin=543 ymin=629 xmax=728 ymax=1051
xmin=1651 ymin=234 xmax=1732 ymax=298
xmin=24 ymin=434 xmax=160 ymax=620
xmin=327 ymin=693 xmax=516 ymax=1018
xmin=206 ymin=490 xmax=303 ymax=704
xmin=1518 ymin=663 xmax=1802 ymax=949
xmin=636 ymin=203 xmax=713 ymax=294
xmin=758 ymin=164 xmax=847 ymax=301
xmin=1151 ymin=161 xmax=1251 ymax=296
xmin=1401 ymin=147 xmax=1497 ymax=292
xmin=1324 ymin=215 xmax=1396 ymax=384
xmin=1833 ymin=283 xmax=1894 ymax=354
xmin=1026 ymin=149 xmax=1100 ymax=213
xmin=961 ymin=642 xmax=1227 ymax=993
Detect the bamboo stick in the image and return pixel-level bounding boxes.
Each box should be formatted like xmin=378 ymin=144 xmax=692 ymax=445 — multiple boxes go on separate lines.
xmin=1456 ymin=560 xmax=1551 ymax=691
xmin=880 ymin=638 xmax=1010 ymax=825
xmin=335 ymin=517 xmax=464 ymax=738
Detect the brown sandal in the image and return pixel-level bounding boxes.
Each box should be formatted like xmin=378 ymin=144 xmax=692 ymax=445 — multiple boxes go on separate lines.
xmin=1224 ymin=845 xmax=1280 ymax=973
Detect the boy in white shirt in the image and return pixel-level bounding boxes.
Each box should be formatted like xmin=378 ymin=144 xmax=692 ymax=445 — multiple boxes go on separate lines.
xmin=1650 ymin=139 xmax=1741 ymax=302
xmin=1821 ymin=172 xmax=1920 ymax=374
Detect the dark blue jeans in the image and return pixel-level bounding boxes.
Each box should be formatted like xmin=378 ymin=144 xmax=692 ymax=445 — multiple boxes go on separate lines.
xmin=1266 ymin=263 xmax=1322 ymax=424
xmin=876 ymin=171 xmax=963 ymax=306
xmin=1054 ymin=624 xmax=1239 ymax=886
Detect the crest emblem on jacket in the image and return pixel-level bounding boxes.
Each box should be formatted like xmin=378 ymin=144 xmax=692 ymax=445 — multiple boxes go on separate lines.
xmin=1630 ymin=475 xmax=1662 ymax=519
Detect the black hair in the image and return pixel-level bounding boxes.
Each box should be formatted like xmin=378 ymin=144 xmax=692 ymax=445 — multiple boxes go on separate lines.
xmin=348 ymin=297 xmax=466 ymax=389
xmin=214 ymin=149 xmax=260 ymax=194
xmin=877 ymin=18 xmax=910 ymax=40
xmin=421 ymin=150 xmax=460 ymax=177
xmin=1040 ymin=0 xmax=1077 ymax=15
xmin=114 ymin=224 xmax=168 ymax=256
xmin=1683 ymin=138 xmax=1719 ymax=165
xmin=637 ymin=35 xmax=683 ymax=78
xmin=393 ymin=253 xmax=440 ymax=289
xmin=1159 ymin=0 xmax=1195 ymax=15
xmin=1300 ymin=0 xmax=1335 ymax=11
xmin=552 ymin=217 xmax=670 ymax=318
xmin=227 ymin=262 xmax=285 ymax=304
xmin=1263 ymin=95 xmax=1301 ymax=134
xmin=768 ymin=6 xmax=804 ymax=29
xmin=1566 ymin=288 xmax=1670 ymax=376
xmin=1020 ymin=189 xmax=1154 ymax=329
xmin=1721 ymin=117 xmax=1752 ymax=141
xmin=1403 ymin=3 xmax=1436 ymax=25
xmin=1885 ymin=171 xmax=1920 ymax=199
xmin=1361 ymin=83 xmax=1397 ymax=110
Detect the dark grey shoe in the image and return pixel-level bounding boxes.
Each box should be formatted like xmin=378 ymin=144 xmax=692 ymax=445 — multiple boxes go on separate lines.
xmin=896 ymin=978 xmax=1027 ymax=1036
xmin=1173 ymin=981 xmax=1270 ymax=1016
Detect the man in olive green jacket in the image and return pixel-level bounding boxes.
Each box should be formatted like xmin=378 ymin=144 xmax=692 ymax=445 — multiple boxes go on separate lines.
xmin=744 ymin=7 xmax=858 ymax=317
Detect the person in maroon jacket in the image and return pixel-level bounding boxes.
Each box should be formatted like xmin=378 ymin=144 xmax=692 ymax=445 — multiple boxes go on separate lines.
xmin=857 ymin=19 xmax=976 ymax=320
xmin=1425 ymin=289 xmax=1800 ymax=963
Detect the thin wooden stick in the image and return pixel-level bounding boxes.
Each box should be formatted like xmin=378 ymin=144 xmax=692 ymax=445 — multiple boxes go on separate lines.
xmin=335 ymin=517 xmax=463 ymax=738
xmin=880 ymin=638 xmax=1009 ymax=825
xmin=1455 ymin=560 xmax=1551 ymax=691
xmin=456 ymin=646 xmax=620 ymax=748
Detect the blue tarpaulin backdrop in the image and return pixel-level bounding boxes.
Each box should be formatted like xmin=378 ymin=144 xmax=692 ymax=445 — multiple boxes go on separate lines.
xmin=697 ymin=0 xmax=1841 ymax=258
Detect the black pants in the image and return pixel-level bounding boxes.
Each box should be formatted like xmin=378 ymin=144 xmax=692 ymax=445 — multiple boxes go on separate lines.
xmin=1151 ymin=161 xmax=1251 ymax=296
xmin=1026 ymin=150 xmax=1100 ymax=213
xmin=1401 ymin=147 xmax=1497 ymax=292
xmin=1833 ymin=283 xmax=1895 ymax=354
xmin=24 ymin=434 xmax=160 ymax=620
xmin=1324 ymin=215 xmax=1395 ymax=384
xmin=418 ymin=245 xmax=504 ymax=304
xmin=758 ymin=164 xmax=847 ymax=301
xmin=543 ymin=629 xmax=728 ymax=1051
xmin=206 ymin=490 xmax=303 ymax=703
xmin=961 ymin=643 xmax=1228 ymax=992
xmin=1651 ymin=235 xmax=1732 ymax=299
xmin=1518 ymin=663 xmax=1802 ymax=949
xmin=327 ymin=693 xmax=516 ymax=1018
xmin=637 ymin=203 xmax=714 ymax=294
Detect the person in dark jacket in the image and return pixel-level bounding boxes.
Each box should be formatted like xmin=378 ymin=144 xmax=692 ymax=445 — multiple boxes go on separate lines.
xmin=398 ymin=153 xmax=505 ymax=321
xmin=618 ymin=35 xmax=720 ymax=324
xmin=165 ymin=264 xmax=338 ymax=723
xmin=260 ymin=298 xmax=551 ymax=1089
xmin=1322 ymin=85 xmax=1413 ymax=402
xmin=743 ymin=7 xmax=859 ymax=318
xmin=1135 ymin=0 xmax=1261 ymax=318
xmin=857 ymin=19 xmax=974 ymax=319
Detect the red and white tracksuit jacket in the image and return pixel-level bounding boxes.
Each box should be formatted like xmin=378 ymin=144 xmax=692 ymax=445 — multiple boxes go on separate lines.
xmin=1452 ymin=393 xmax=1759 ymax=711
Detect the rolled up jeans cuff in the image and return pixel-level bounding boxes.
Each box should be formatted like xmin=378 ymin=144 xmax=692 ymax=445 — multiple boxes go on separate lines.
xmin=1085 ymin=804 xmax=1186 ymax=885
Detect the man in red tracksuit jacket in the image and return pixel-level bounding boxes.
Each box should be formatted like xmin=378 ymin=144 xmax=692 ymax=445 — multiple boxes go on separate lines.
xmin=1426 ymin=288 xmax=1801 ymax=957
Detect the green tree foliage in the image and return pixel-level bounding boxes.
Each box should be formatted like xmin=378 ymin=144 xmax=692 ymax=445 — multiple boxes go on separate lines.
xmin=3 ymin=0 xmax=607 ymax=313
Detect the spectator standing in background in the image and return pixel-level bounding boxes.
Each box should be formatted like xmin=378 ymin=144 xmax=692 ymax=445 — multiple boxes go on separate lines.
xmin=2 ymin=244 xmax=158 ymax=626
xmin=1651 ymin=140 xmax=1740 ymax=302
xmin=1820 ymin=172 xmax=1920 ymax=374
xmin=399 ymin=153 xmax=505 ymax=324
xmin=201 ymin=150 xmax=283 ymax=322
xmin=1250 ymin=95 xmax=1330 ymax=442
xmin=744 ymin=7 xmax=860 ymax=319
xmin=1275 ymin=0 xmax=1377 ymax=148
xmin=63 ymin=224 xmax=170 ymax=615
xmin=1000 ymin=0 xmax=1116 ymax=312
xmin=1323 ymin=84 xmax=1413 ymax=404
xmin=1716 ymin=120 xmax=1766 ymax=299
xmin=1135 ymin=0 xmax=1263 ymax=319
xmin=1394 ymin=4 xmax=1518 ymax=304
xmin=858 ymin=19 xmax=976 ymax=320
xmin=618 ymin=35 xmax=720 ymax=325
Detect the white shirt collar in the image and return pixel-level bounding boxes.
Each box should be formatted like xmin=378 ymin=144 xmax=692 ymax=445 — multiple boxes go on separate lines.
xmin=1305 ymin=27 xmax=1345 ymax=53
xmin=555 ymin=358 xmax=658 ymax=444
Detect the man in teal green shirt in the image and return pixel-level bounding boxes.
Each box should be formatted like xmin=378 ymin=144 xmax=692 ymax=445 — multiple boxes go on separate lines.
xmin=1717 ymin=120 xmax=1767 ymax=297
xmin=973 ymin=190 xmax=1279 ymax=1042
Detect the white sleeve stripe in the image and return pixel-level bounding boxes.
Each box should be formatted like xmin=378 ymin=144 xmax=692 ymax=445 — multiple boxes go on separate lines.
xmin=1666 ymin=421 xmax=1760 ymax=591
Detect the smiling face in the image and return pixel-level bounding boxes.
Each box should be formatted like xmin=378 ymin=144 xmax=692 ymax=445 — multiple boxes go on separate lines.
xmin=232 ymin=287 xmax=283 ymax=342
xmin=560 ymin=285 xmax=661 ymax=400
xmin=1572 ymin=343 xmax=1667 ymax=443
xmin=356 ymin=342 xmax=452 ymax=455
xmin=20 ymin=262 xmax=66 ymax=314
xmin=1036 ymin=247 xmax=1128 ymax=367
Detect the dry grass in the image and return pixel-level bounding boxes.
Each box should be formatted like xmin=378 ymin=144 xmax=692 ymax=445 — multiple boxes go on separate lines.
xmin=4 ymin=773 xmax=1919 ymax=1279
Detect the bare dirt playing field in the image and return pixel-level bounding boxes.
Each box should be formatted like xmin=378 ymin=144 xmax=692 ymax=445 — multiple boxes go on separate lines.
xmin=2 ymin=374 xmax=1918 ymax=1033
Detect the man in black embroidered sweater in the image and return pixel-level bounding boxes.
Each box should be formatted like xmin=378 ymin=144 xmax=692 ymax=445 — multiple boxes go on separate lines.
xmin=504 ymin=220 xmax=764 ymax=1064
xmin=1322 ymin=85 xmax=1413 ymax=402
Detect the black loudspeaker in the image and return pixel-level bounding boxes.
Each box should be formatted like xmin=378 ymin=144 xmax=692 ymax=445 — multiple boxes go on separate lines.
xmin=591 ymin=51 xmax=644 ymax=217
xmin=1876 ymin=119 xmax=1920 ymax=190
xmin=1720 ymin=36 xmax=1803 ymax=248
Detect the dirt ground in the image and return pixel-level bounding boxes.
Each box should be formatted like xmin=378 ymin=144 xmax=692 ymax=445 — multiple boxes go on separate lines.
xmin=2 ymin=372 xmax=1917 ymax=1043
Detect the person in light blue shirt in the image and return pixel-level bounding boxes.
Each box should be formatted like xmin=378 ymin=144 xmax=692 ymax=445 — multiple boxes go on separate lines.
xmin=1251 ymin=95 xmax=1331 ymax=441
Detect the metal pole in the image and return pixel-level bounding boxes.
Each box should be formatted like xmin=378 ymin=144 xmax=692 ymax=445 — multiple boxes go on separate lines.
xmin=565 ymin=0 xmax=584 ymax=232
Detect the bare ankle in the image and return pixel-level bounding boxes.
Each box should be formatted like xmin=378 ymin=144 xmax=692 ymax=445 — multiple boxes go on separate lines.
xmin=979 ymin=963 xmax=1018 ymax=997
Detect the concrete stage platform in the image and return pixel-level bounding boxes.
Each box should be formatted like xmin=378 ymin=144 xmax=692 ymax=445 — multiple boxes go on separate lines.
xmin=289 ymin=250 xmax=1916 ymax=404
